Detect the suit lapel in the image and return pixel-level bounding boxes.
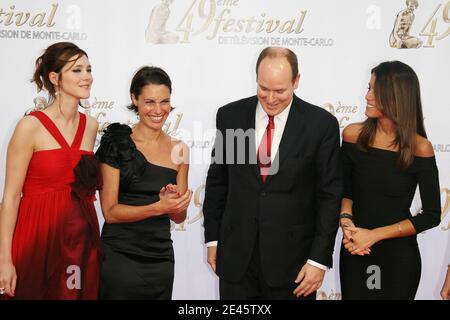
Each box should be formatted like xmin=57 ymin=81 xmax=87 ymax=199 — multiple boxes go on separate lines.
xmin=241 ymin=96 xmax=262 ymax=184
xmin=264 ymin=95 xmax=306 ymax=185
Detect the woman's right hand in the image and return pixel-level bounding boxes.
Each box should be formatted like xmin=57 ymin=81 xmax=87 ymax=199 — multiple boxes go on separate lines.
xmin=0 ymin=260 xmax=17 ymax=297
xmin=158 ymin=187 xmax=192 ymax=215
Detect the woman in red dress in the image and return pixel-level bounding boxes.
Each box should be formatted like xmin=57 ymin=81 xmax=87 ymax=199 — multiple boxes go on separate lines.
xmin=0 ymin=42 xmax=101 ymax=299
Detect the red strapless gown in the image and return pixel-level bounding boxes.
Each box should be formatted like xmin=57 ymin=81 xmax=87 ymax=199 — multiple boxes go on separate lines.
xmin=10 ymin=111 xmax=101 ymax=300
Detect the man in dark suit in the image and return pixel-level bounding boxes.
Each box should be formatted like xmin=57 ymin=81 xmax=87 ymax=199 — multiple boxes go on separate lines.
xmin=203 ymin=47 xmax=343 ymax=299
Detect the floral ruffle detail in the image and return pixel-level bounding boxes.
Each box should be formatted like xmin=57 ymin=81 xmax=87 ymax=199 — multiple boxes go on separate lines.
xmin=71 ymin=154 xmax=102 ymax=253
xmin=95 ymin=123 xmax=146 ymax=186
xmin=72 ymin=154 xmax=102 ymax=200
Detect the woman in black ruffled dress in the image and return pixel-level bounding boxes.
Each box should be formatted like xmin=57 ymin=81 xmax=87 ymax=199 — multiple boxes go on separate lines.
xmin=95 ymin=66 xmax=192 ymax=299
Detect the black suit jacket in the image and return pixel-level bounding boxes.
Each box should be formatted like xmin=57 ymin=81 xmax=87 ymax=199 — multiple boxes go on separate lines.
xmin=203 ymin=95 xmax=343 ymax=287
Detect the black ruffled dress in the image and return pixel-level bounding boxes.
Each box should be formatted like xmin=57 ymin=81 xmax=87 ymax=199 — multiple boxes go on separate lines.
xmin=95 ymin=123 xmax=178 ymax=300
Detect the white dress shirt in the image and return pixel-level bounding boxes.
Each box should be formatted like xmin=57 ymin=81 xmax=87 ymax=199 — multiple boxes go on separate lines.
xmin=254 ymin=100 xmax=292 ymax=163
xmin=207 ymin=99 xmax=328 ymax=271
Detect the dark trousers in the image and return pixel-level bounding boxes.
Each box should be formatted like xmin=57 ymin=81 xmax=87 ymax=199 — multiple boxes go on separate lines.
xmin=220 ymin=238 xmax=316 ymax=300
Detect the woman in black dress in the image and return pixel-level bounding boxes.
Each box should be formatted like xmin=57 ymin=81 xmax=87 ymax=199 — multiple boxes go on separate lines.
xmin=339 ymin=61 xmax=441 ymax=299
xmin=96 ymin=66 xmax=192 ymax=299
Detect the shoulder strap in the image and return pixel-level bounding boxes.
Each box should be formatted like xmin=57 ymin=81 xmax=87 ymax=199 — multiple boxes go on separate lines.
xmin=70 ymin=112 xmax=86 ymax=150
xmin=30 ymin=111 xmax=70 ymax=149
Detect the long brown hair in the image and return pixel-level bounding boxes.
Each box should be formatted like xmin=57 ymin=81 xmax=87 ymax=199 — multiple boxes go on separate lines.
xmin=357 ymin=61 xmax=427 ymax=169
xmin=32 ymin=42 xmax=88 ymax=104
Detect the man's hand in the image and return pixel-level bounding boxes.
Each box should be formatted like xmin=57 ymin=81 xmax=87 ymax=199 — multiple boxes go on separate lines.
xmin=293 ymin=263 xmax=325 ymax=298
xmin=207 ymin=246 xmax=217 ymax=273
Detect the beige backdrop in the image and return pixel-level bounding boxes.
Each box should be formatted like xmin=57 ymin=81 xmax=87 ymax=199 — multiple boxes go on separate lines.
xmin=0 ymin=0 xmax=449 ymax=299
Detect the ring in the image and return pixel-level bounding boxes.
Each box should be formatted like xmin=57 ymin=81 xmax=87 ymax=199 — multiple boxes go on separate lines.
xmin=0 ymin=288 xmax=5 ymax=295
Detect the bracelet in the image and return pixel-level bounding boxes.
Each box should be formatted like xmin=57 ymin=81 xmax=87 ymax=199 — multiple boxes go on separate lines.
xmin=397 ymin=222 xmax=403 ymax=234
xmin=339 ymin=213 xmax=354 ymax=220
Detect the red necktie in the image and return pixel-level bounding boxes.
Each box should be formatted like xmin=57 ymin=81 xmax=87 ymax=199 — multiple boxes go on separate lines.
xmin=257 ymin=115 xmax=274 ymax=183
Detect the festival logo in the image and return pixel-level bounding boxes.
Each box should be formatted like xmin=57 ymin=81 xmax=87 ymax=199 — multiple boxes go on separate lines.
xmin=434 ymin=143 xmax=450 ymax=153
xmin=146 ymin=0 xmax=180 ymax=43
xmin=389 ymin=0 xmax=450 ymax=48
xmin=145 ymin=0 xmax=334 ymax=47
xmin=390 ymin=0 xmax=423 ymax=48
xmin=0 ymin=3 xmax=89 ymax=41
xmin=322 ymin=102 xmax=361 ymax=130
xmin=316 ymin=289 xmax=342 ymax=300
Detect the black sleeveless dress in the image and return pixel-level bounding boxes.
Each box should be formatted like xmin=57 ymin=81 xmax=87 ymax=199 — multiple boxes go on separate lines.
xmin=339 ymin=142 xmax=441 ymax=299
xmin=95 ymin=123 xmax=177 ymax=299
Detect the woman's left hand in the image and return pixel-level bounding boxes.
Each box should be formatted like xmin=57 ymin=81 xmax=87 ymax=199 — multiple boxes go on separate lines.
xmin=160 ymin=184 xmax=180 ymax=198
xmin=343 ymin=226 xmax=380 ymax=255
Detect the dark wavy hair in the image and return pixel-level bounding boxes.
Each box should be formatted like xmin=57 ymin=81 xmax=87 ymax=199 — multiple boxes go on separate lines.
xmin=127 ymin=66 xmax=173 ymax=114
xmin=357 ymin=61 xmax=427 ymax=169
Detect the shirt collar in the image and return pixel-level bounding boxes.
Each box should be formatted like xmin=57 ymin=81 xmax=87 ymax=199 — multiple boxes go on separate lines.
xmin=256 ymin=98 xmax=293 ymax=123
